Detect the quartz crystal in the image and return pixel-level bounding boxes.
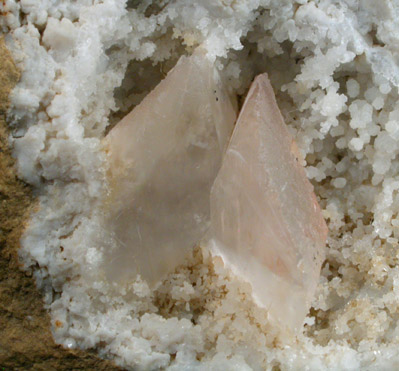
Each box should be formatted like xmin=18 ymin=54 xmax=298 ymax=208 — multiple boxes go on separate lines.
xmin=102 ymin=50 xmax=236 ymax=287
xmin=209 ymin=74 xmax=327 ymax=331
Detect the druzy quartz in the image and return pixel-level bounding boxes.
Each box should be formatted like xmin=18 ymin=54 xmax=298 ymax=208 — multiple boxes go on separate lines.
xmin=102 ymin=51 xmax=236 ymax=287
xmin=209 ymin=74 xmax=327 ymax=331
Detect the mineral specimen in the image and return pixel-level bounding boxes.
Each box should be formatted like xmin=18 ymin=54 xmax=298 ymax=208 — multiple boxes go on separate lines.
xmin=102 ymin=50 xmax=237 ymax=287
xmin=209 ymin=74 xmax=327 ymax=331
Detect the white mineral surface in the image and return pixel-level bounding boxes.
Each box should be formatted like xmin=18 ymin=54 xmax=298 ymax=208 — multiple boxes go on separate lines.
xmin=5 ymin=0 xmax=399 ymax=369
xmin=209 ymin=73 xmax=327 ymax=332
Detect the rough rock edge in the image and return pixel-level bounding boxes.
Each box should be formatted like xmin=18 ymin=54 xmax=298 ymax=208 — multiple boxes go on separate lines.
xmin=0 ymin=38 xmax=124 ymax=371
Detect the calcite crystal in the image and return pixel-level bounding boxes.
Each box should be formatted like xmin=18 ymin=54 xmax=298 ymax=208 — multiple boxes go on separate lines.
xmin=102 ymin=51 xmax=236 ymax=287
xmin=209 ymin=74 xmax=327 ymax=331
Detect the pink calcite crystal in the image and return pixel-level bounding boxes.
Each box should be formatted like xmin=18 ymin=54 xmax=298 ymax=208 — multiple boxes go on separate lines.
xmin=209 ymin=73 xmax=327 ymax=331
xmin=102 ymin=51 xmax=237 ymax=287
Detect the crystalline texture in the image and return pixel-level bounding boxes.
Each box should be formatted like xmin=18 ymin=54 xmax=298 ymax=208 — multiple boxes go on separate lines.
xmin=209 ymin=74 xmax=327 ymax=332
xmin=102 ymin=51 xmax=236 ymax=287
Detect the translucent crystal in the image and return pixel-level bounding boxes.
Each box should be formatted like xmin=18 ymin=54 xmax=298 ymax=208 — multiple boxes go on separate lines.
xmin=102 ymin=50 xmax=237 ymax=287
xmin=209 ymin=74 xmax=327 ymax=331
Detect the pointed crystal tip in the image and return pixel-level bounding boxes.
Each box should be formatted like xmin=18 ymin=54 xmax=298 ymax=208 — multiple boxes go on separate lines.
xmin=209 ymin=73 xmax=327 ymax=332
xmin=101 ymin=51 xmax=237 ymax=287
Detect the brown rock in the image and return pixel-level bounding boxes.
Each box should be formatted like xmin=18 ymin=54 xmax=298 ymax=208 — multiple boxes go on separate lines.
xmin=0 ymin=38 xmax=123 ymax=371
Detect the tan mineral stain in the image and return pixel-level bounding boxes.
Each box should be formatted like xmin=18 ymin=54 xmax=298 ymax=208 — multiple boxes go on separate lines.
xmin=0 ymin=38 xmax=123 ymax=370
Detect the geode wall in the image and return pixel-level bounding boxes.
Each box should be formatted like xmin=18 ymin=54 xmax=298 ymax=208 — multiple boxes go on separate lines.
xmin=3 ymin=0 xmax=399 ymax=370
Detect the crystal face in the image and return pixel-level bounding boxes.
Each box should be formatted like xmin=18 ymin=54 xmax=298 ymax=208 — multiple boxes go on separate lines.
xmin=209 ymin=74 xmax=327 ymax=331
xmin=102 ymin=51 xmax=237 ymax=287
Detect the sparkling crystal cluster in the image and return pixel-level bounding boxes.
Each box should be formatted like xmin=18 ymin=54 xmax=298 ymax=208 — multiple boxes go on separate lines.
xmin=102 ymin=51 xmax=327 ymax=331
